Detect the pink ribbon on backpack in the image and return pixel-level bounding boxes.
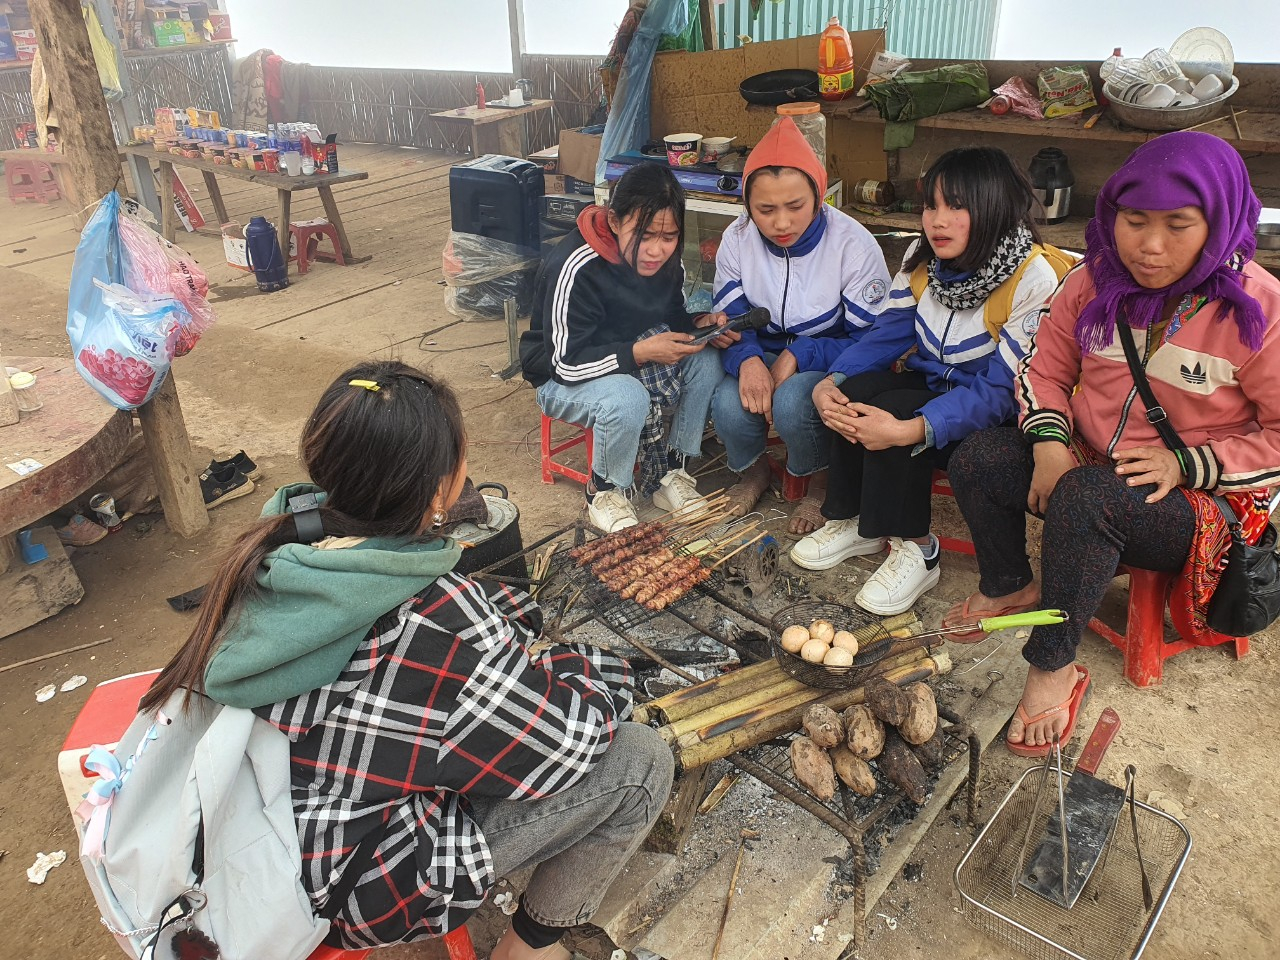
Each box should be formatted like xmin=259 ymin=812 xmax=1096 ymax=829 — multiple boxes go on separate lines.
xmin=76 ymin=711 xmax=170 ymax=862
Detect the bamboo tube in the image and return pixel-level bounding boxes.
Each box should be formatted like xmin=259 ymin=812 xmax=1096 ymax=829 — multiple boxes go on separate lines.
xmin=662 ymin=673 xmax=812 ymax=741
xmin=635 ymin=657 xmax=790 ymax=725
xmin=667 ymin=645 xmax=935 ymax=745
xmin=671 ymin=651 xmax=952 ymax=772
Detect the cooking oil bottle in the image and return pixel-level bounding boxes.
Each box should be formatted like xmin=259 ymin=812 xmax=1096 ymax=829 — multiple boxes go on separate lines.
xmin=818 ymin=17 xmax=855 ymax=101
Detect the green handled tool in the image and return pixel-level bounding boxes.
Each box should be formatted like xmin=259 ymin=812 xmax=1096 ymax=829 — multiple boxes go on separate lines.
xmin=915 ymin=608 xmax=1069 ymax=642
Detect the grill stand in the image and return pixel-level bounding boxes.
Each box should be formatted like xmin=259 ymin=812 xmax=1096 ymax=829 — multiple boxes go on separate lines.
xmin=470 ymin=522 xmax=984 ymax=956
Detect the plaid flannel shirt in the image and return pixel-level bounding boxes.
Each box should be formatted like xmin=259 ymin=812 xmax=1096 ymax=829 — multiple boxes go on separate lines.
xmin=256 ymin=575 xmax=634 ymax=948
xmin=633 ymin=323 xmax=684 ymax=497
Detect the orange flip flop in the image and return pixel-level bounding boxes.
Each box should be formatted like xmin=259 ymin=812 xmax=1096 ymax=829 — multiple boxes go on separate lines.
xmin=1006 ymin=665 xmax=1092 ymax=758
xmin=941 ymin=594 xmax=1041 ymax=643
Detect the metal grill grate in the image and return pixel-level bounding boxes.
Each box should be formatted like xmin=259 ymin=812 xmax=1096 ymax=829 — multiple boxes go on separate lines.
xmin=955 ymin=766 xmax=1191 ymax=960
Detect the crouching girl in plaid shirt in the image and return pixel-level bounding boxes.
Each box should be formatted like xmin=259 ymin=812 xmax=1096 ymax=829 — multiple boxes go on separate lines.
xmin=141 ymin=360 xmax=674 ymax=960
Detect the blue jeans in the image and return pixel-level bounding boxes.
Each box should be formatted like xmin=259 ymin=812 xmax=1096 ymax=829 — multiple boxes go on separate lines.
xmin=535 ymin=346 xmax=724 ymax=491
xmin=711 ymin=353 xmax=830 ymax=476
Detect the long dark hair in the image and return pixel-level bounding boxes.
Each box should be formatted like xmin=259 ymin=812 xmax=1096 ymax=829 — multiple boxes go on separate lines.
xmin=609 ymin=162 xmax=686 ymax=278
xmin=140 ymin=360 xmax=466 ymax=712
xmin=905 ymin=147 xmax=1042 ymax=274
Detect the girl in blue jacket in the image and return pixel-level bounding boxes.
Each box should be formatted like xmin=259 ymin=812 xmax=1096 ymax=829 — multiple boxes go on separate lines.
xmin=791 ymin=147 xmax=1067 ymax=615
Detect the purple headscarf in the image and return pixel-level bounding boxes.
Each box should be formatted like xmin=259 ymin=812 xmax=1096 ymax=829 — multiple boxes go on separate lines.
xmin=1077 ymin=130 xmax=1265 ymax=353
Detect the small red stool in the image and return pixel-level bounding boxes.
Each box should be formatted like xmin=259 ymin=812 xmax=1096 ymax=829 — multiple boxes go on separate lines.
xmin=6 ymin=158 xmax=61 ymax=203
xmin=930 ymin=470 xmax=976 ymax=556
xmin=1088 ymin=564 xmax=1249 ymax=687
xmin=764 ymin=434 xmax=810 ymax=502
xmin=541 ymin=413 xmax=593 ymax=485
xmin=61 ymin=673 xmax=478 ymax=960
xmin=289 ymin=219 xmax=347 ymax=274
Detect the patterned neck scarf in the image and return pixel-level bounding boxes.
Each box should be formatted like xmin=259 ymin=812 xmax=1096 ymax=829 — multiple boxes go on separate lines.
xmin=926 ymin=224 xmax=1035 ymax=311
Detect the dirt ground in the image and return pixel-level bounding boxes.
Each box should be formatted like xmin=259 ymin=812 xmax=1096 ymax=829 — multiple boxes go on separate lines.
xmin=1 ymin=147 xmax=1277 ymax=960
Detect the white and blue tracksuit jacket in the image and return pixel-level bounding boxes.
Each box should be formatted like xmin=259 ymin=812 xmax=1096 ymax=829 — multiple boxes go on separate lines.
xmin=713 ymin=206 xmax=892 ymax=377
xmin=828 ymin=241 xmax=1061 ymax=449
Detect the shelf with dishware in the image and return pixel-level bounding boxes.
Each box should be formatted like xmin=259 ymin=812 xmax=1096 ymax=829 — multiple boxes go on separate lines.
xmin=846 ymin=208 xmax=1280 ymax=274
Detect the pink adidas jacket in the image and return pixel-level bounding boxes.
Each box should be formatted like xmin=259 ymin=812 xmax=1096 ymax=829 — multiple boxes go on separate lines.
xmin=1019 ymin=262 xmax=1280 ymax=493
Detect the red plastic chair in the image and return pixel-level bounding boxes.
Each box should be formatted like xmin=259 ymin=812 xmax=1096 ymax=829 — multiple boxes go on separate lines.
xmin=764 ymin=434 xmax=810 ymax=502
xmin=60 ymin=673 xmax=478 ymax=960
xmin=6 ymin=157 xmax=61 ymax=203
xmin=930 ymin=470 xmax=976 ymax=556
xmin=541 ymin=413 xmax=593 ymax=485
xmin=1088 ymin=564 xmax=1249 ymax=687
xmin=289 ymin=218 xmax=347 ymax=274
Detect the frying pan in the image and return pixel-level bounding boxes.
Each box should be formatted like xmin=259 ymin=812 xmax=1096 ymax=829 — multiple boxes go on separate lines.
xmin=740 ymin=69 xmax=821 ymax=106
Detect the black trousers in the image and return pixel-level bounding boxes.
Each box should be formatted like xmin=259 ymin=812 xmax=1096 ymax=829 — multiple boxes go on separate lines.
xmin=821 ymin=370 xmax=958 ymax=540
xmin=948 ymin=427 xmax=1196 ymax=671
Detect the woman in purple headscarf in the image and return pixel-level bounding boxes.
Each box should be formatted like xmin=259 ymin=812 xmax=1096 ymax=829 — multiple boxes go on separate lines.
xmin=941 ymin=131 xmax=1280 ymax=756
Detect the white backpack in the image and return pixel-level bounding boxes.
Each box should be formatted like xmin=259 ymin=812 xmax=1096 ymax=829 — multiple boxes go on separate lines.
xmin=76 ymin=691 xmax=330 ymax=960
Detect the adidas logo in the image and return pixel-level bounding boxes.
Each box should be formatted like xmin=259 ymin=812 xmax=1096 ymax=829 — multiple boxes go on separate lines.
xmin=1180 ymin=362 xmax=1207 ymax=385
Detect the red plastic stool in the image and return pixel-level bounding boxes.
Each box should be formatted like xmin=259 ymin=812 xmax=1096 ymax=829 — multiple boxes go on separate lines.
xmin=1088 ymin=564 xmax=1249 ymax=687
xmin=289 ymin=219 xmax=347 ymax=274
xmin=6 ymin=158 xmax=61 ymax=203
xmin=930 ymin=470 xmax=976 ymax=556
xmin=764 ymin=434 xmax=810 ymax=502
xmin=61 ymin=673 xmax=479 ymax=960
xmin=541 ymin=413 xmax=593 ymax=485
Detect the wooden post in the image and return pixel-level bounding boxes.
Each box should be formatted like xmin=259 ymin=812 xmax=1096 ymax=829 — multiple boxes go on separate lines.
xmin=28 ymin=0 xmax=209 ymax=539
xmin=507 ymin=0 xmax=526 ymax=80
xmin=700 ymin=0 xmax=718 ymax=51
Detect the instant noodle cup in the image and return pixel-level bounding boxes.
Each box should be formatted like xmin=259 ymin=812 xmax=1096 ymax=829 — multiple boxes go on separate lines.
xmin=664 ymin=133 xmax=703 ymax=167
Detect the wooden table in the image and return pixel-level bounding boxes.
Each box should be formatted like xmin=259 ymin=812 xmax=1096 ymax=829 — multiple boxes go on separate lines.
xmin=431 ymin=99 xmax=553 ymax=158
xmin=118 ymin=144 xmax=370 ymax=264
xmin=0 ymin=357 xmax=133 ymax=638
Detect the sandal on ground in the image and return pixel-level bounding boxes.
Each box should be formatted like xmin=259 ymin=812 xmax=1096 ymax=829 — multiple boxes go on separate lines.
xmin=1006 ymin=665 xmax=1091 ymax=758
xmin=941 ymin=593 xmax=1041 ymax=643
xmin=788 ymin=495 xmax=826 ymax=536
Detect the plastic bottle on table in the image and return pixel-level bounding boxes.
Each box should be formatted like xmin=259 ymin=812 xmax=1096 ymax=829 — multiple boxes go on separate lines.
xmin=817 ymin=16 xmax=855 ymax=101
xmin=1100 ymin=47 xmax=1124 ymax=81
xmin=267 ymin=123 xmax=278 ymax=150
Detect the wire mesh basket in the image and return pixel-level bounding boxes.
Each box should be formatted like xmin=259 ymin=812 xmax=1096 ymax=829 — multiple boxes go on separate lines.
xmin=954 ymin=765 xmax=1192 ymax=960
xmin=769 ymin=600 xmax=895 ymax=688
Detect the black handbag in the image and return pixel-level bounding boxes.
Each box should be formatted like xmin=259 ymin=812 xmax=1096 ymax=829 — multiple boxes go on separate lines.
xmin=1117 ymin=322 xmax=1280 ymax=636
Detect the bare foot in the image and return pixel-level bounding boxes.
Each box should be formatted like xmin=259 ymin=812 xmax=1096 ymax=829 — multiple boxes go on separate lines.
xmin=942 ymin=580 xmax=1041 ymax=629
xmin=788 ymin=472 xmax=827 ymax=535
xmin=1006 ymin=663 xmax=1082 ymax=748
xmin=490 ymin=928 xmax=571 ymax=960
xmin=724 ymin=459 xmax=772 ymax=518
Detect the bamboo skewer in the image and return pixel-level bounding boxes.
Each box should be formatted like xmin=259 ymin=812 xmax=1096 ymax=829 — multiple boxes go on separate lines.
xmin=710 ymin=532 xmax=768 ymax=570
xmin=710 ymin=837 xmax=747 ymax=960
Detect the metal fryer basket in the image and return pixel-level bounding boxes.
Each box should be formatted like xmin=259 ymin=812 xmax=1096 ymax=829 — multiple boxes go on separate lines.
xmin=954 ymin=765 xmax=1191 ymax=960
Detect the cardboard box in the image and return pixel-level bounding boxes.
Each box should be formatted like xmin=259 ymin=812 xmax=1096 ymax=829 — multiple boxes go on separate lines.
xmin=15 ymin=39 xmax=35 ymax=61
xmin=206 ymin=12 xmax=231 ymax=41
xmin=11 ymin=26 xmax=34 ymax=41
xmin=154 ymin=107 xmax=183 ymax=139
xmin=557 ymin=127 xmax=603 ymax=184
xmin=527 ymin=145 xmax=558 ymax=173
xmin=544 ymin=173 xmax=567 ymax=195
xmin=565 ymin=176 xmax=595 ymax=197
xmin=151 ymin=20 xmax=186 ymax=45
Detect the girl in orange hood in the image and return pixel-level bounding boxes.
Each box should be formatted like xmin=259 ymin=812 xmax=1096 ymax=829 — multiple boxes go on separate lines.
xmin=711 ymin=117 xmax=892 ymax=534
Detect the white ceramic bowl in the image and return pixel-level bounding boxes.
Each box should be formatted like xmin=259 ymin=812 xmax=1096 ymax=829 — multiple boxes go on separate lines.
xmin=1104 ymin=75 xmax=1239 ymax=131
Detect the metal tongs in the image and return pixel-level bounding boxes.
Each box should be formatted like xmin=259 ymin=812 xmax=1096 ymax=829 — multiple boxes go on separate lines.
xmin=1013 ymin=736 xmax=1070 ymax=904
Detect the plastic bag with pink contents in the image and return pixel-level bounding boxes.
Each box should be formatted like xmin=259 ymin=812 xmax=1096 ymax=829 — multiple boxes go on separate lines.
xmin=117 ymin=207 xmax=215 ymax=357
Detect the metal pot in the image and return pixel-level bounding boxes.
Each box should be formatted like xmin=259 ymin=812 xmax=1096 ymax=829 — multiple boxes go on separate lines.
xmin=451 ymin=482 xmax=528 ymax=583
xmin=1256 ymin=224 xmax=1280 ymax=251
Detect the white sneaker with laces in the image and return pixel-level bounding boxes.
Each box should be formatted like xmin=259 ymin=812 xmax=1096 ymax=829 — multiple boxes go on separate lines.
xmin=651 ymin=467 xmax=705 ymax=516
xmin=789 ymin=517 xmax=888 ymax=570
xmin=587 ymin=488 xmax=638 ymax=533
xmin=855 ymin=537 xmax=941 ymax=615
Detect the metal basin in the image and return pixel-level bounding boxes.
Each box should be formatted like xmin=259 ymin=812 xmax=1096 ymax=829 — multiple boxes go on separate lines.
xmin=1105 ymin=76 xmax=1239 ymax=131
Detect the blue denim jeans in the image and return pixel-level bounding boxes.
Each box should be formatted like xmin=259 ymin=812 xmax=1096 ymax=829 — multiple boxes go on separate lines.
xmin=711 ymin=353 xmax=830 ymax=476
xmin=535 ymin=346 xmax=724 ymax=491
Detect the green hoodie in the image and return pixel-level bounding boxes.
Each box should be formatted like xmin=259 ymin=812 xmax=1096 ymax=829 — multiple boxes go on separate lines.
xmin=204 ymin=483 xmax=462 ymax=709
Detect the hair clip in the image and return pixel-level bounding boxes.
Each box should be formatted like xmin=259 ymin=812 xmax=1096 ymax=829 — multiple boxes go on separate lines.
xmin=349 ymin=379 xmax=381 ymax=392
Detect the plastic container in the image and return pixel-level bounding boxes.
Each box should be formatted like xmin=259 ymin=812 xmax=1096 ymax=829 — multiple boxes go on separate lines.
xmin=1100 ymin=47 xmax=1124 ymax=81
xmin=774 ymin=102 xmax=827 ymax=170
xmin=817 ymin=16 xmax=855 ymax=101
xmin=8 ymin=371 xmax=41 ymax=412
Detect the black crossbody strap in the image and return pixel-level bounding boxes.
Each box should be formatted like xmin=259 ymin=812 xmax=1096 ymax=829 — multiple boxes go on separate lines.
xmin=1115 ymin=321 xmax=1190 ymax=456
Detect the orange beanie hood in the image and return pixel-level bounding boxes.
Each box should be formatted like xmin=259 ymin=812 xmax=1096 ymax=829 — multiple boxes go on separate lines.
xmin=743 ymin=116 xmax=827 ymax=202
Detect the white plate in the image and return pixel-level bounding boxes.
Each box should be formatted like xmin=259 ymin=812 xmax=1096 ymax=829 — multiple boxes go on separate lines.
xmin=1170 ymin=26 xmax=1234 ymax=82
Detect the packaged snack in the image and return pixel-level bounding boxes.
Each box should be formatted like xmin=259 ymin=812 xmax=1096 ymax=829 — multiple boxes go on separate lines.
xmin=1037 ymin=65 xmax=1097 ymax=118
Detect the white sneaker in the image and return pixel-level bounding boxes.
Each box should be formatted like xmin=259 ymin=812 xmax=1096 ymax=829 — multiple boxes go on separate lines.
xmin=587 ymin=488 xmax=638 ymax=533
xmin=651 ymin=467 xmax=705 ymax=516
xmin=855 ymin=538 xmax=941 ymax=616
xmin=790 ymin=517 xmax=888 ymax=570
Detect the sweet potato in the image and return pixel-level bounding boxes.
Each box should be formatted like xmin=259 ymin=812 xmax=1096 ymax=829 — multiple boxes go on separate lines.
xmin=830 ymin=743 xmax=877 ymax=797
xmin=898 ymin=682 xmax=939 ymax=745
xmin=842 ymin=704 xmax=885 ymax=760
xmin=865 ymin=677 xmax=913 ymax=727
xmin=790 ymin=736 xmax=837 ymax=802
xmin=911 ymin=724 xmax=946 ymax=770
xmin=879 ymin=728 xmax=929 ymax=805
xmin=803 ymin=703 xmax=846 ymax=749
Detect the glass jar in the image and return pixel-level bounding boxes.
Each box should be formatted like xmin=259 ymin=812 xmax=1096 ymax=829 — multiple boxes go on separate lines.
xmin=774 ymin=101 xmax=827 ymax=172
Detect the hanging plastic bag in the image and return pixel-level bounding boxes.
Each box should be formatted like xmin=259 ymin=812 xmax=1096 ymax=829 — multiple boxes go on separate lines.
xmin=441 ymin=231 xmax=541 ymax=320
xmin=83 ymin=5 xmax=124 ymax=102
xmin=67 ymin=192 xmax=189 ymax=410
xmin=117 ymin=208 xmax=215 ymax=356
